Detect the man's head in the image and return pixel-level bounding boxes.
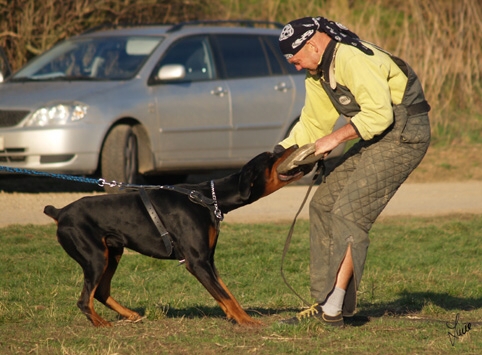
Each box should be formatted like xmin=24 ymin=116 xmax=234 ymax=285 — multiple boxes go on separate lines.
xmin=278 ymin=17 xmax=322 ymax=60
xmin=279 ymin=16 xmax=373 ymax=73
xmin=281 ymin=30 xmax=329 ymax=75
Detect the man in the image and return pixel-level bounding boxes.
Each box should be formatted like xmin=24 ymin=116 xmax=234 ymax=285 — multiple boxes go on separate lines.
xmin=275 ymin=17 xmax=431 ymax=326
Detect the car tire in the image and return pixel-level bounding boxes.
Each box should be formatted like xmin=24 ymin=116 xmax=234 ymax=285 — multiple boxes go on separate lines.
xmin=101 ymin=124 xmax=139 ymax=193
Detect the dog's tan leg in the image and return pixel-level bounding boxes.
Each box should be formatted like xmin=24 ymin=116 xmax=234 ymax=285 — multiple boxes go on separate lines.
xmin=78 ymin=287 xmax=112 ymax=327
xmin=104 ymin=297 xmax=142 ymax=321
xmin=215 ymin=276 xmax=262 ymax=326
xmin=72 ymin=241 xmax=113 ymax=327
xmin=185 ymin=227 xmax=262 ymax=326
xmin=95 ymin=246 xmax=142 ymax=322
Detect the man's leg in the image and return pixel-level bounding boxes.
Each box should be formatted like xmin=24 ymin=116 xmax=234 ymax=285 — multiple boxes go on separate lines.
xmin=308 ymin=146 xmax=361 ymax=303
xmin=321 ymin=245 xmax=353 ymax=317
xmin=335 ymin=245 xmax=353 ymax=290
xmin=309 ymin=134 xmax=429 ymax=314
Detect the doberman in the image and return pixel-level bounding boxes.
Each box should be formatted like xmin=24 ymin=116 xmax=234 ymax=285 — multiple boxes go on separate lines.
xmin=44 ymin=146 xmax=313 ymax=327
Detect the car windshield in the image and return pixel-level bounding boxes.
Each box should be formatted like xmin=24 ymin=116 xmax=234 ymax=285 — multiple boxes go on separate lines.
xmin=11 ymin=36 xmax=163 ymax=81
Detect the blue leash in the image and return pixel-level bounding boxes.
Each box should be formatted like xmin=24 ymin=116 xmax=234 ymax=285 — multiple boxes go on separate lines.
xmin=0 ymin=165 xmax=108 ymax=186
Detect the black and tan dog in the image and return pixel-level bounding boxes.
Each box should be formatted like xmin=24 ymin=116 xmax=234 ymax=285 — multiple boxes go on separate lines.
xmin=44 ymin=146 xmax=312 ymax=327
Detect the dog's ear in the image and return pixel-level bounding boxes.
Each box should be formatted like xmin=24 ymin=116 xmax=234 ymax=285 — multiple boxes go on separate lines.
xmin=238 ymin=165 xmax=254 ymax=200
xmin=238 ymin=151 xmax=271 ymax=200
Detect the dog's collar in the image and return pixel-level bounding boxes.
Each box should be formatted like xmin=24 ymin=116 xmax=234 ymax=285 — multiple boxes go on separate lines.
xmin=210 ymin=180 xmax=223 ymax=221
xmin=158 ymin=183 xmax=224 ymax=221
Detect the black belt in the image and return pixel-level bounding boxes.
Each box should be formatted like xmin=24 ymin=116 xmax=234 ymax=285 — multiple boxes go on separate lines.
xmin=406 ymin=100 xmax=431 ymax=116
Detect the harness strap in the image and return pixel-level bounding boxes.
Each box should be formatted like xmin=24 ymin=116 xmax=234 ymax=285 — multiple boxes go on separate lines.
xmin=158 ymin=185 xmax=215 ymax=206
xmin=123 ymin=183 xmax=222 ymax=220
xmin=280 ymin=160 xmax=325 ymax=306
xmin=139 ymin=188 xmax=173 ymax=256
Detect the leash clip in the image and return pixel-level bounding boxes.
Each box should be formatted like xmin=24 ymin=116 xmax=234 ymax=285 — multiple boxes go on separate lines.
xmin=214 ymin=208 xmax=224 ymax=221
xmin=97 ymin=178 xmax=119 ymax=188
xmin=189 ymin=190 xmax=203 ymax=202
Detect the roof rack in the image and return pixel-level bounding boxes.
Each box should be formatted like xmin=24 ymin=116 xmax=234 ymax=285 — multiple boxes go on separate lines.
xmin=82 ymin=20 xmax=284 ymax=35
xmin=166 ymin=20 xmax=284 ymax=33
xmin=81 ymin=22 xmax=172 ymax=35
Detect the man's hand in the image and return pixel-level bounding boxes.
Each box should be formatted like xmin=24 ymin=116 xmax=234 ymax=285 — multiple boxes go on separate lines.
xmin=315 ymin=123 xmax=359 ymax=156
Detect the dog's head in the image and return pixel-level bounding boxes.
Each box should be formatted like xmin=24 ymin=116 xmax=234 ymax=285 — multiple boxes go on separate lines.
xmin=214 ymin=146 xmax=315 ymax=213
xmin=238 ymin=145 xmax=314 ymax=202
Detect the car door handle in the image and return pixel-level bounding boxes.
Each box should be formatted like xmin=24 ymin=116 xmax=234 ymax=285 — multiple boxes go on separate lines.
xmin=210 ymin=86 xmax=228 ymax=97
xmin=274 ymin=82 xmax=292 ymax=92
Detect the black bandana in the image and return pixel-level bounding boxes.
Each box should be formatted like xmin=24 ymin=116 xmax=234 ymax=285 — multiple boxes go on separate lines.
xmin=279 ymin=16 xmax=374 ymax=59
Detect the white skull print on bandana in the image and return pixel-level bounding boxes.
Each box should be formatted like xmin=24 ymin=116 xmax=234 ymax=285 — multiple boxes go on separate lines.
xmin=279 ymin=24 xmax=295 ymax=41
xmin=291 ymin=29 xmax=314 ymax=50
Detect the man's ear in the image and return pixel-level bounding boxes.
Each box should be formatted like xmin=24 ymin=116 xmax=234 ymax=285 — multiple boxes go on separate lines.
xmin=306 ymin=40 xmax=318 ymax=53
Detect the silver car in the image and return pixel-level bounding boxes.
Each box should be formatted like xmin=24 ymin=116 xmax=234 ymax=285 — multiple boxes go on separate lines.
xmin=0 ymin=21 xmax=345 ymax=189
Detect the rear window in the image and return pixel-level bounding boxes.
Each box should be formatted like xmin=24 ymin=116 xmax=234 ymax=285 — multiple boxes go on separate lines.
xmin=215 ymin=35 xmax=270 ymax=79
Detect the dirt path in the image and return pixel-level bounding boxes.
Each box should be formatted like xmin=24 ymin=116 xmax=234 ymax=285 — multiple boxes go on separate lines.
xmin=1 ymin=181 xmax=481 ymax=227
xmin=223 ymin=181 xmax=482 ymax=223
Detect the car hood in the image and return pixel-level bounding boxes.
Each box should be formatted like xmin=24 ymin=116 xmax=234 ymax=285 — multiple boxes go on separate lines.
xmin=0 ymin=81 xmax=126 ymax=109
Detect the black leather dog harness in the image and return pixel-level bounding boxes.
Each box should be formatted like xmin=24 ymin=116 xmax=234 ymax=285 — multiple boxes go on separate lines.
xmin=138 ymin=182 xmax=223 ymax=258
xmin=139 ymin=188 xmax=174 ymax=256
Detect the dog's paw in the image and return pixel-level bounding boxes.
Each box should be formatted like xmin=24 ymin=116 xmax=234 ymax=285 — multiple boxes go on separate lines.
xmin=117 ymin=315 xmax=146 ymax=325
xmin=236 ymin=317 xmax=264 ymax=327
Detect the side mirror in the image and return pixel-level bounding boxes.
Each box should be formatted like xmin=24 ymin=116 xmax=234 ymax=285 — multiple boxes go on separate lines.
xmin=158 ymin=64 xmax=186 ymax=81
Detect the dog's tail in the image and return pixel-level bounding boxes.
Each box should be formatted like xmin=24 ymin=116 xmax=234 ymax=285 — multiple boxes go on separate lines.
xmin=44 ymin=205 xmax=61 ymax=221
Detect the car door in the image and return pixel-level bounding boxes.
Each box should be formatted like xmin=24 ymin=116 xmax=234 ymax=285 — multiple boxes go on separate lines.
xmin=213 ymin=34 xmax=297 ymax=159
xmin=149 ymin=35 xmax=230 ymax=165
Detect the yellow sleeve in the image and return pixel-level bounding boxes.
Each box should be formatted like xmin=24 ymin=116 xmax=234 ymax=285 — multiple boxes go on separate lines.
xmin=336 ymin=45 xmax=406 ymax=140
xmin=279 ymin=73 xmax=339 ymax=148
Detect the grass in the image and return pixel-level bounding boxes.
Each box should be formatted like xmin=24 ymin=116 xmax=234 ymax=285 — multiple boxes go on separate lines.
xmin=0 ymin=216 xmax=481 ymax=354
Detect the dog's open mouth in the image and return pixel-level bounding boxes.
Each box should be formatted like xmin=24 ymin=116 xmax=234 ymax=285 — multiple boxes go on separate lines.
xmin=278 ymin=167 xmax=305 ymax=181
xmin=276 ymin=144 xmax=319 ymax=181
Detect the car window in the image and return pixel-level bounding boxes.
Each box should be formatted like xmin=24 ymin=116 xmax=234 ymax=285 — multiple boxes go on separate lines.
xmin=262 ymin=36 xmax=284 ymax=75
xmin=155 ymin=36 xmax=215 ymax=82
xmin=12 ymin=36 xmax=162 ymax=81
xmin=264 ymin=35 xmax=302 ymax=75
xmin=215 ymin=35 xmax=270 ymax=79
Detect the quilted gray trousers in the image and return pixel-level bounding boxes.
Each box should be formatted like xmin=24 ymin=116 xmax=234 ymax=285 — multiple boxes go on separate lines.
xmin=309 ymin=104 xmax=430 ymax=316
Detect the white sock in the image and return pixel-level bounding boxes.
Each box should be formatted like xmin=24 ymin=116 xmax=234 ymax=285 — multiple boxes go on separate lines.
xmin=321 ymin=287 xmax=346 ymax=316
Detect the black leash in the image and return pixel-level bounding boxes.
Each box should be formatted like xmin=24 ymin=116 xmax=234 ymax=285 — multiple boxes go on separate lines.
xmin=280 ymin=160 xmax=325 ymax=306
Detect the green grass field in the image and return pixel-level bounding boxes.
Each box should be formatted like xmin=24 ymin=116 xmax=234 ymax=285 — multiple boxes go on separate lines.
xmin=1 ymin=215 xmax=480 ymax=354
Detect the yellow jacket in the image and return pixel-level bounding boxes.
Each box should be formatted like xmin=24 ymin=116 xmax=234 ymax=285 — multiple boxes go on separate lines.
xmin=280 ymin=42 xmax=408 ymax=147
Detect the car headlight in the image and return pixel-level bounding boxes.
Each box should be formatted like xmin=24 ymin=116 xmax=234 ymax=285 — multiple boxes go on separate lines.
xmin=24 ymin=103 xmax=88 ymax=127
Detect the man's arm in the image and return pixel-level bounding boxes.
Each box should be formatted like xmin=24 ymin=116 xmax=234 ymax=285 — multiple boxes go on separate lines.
xmin=314 ymin=122 xmax=359 ymax=157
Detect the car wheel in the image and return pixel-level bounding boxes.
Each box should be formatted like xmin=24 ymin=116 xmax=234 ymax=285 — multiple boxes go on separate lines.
xmin=101 ymin=124 xmax=139 ymax=193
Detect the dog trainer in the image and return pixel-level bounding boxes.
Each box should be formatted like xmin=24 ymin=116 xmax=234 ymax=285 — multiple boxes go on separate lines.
xmin=275 ymin=16 xmax=431 ymax=326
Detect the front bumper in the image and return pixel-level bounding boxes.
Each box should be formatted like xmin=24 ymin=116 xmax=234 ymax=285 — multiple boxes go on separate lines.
xmin=0 ymin=125 xmax=104 ymax=175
